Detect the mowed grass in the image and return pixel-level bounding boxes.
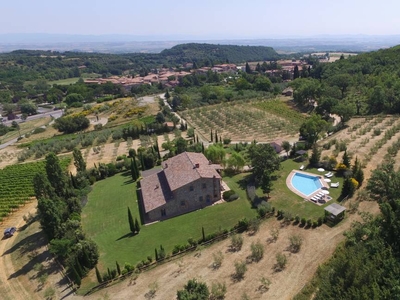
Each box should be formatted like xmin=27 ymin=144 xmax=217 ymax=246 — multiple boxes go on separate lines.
xmin=82 ymin=172 xmax=256 ymax=271
xmin=268 ymin=159 xmax=344 ymax=220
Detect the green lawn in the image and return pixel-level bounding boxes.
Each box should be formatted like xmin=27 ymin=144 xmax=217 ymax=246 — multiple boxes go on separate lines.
xmin=268 ymin=159 xmax=344 ymax=220
xmin=82 ymin=159 xmax=344 ymax=277
xmin=82 ymin=172 xmax=256 ymax=271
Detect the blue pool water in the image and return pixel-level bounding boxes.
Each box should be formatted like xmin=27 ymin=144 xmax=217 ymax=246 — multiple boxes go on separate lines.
xmin=291 ymin=172 xmax=322 ymax=196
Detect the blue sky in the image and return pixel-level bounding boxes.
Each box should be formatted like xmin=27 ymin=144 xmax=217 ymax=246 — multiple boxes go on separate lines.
xmin=1 ymin=0 xmax=399 ymax=38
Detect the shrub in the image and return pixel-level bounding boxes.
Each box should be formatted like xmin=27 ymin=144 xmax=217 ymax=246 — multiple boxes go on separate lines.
xmin=269 ymin=226 xmax=280 ymax=242
xmin=212 ymin=251 xmax=224 ymax=269
xmin=230 ymin=234 xmax=243 ymax=251
xmin=234 ymin=260 xmax=247 ymax=280
xmin=172 ymin=244 xmax=181 ymax=254
xmin=289 ymin=235 xmax=303 ymax=253
xmin=317 ymin=217 xmax=323 ymax=226
xmin=250 ymin=240 xmax=264 ymax=262
xmin=294 ymin=215 xmax=300 ymax=224
xmin=237 ymin=218 xmax=249 ymax=231
xmin=211 ymin=282 xmax=227 ymax=299
xmin=248 ymin=218 xmax=261 ymax=234
xmin=228 ymin=194 xmax=239 ymax=202
xmin=275 ymin=253 xmax=287 ymax=271
xmin=306 ymin=219 xmax=312 ymax=227
xmin=373 ymin=128 xmax=381 ymax=136
xmin=258 ymin=277 xmax=271 ymax=293
xmin=187 ymin=237 xmax=197 ymax=247
xmin=223 ymin=190 xmax=235 ymax=201
xmin=32 ymin=127 xmax=46 ymax=134
xmin=300 ymin=218 xmax=306 ymax=226
xmin=223 ymin=138 xmax=231 ymax=145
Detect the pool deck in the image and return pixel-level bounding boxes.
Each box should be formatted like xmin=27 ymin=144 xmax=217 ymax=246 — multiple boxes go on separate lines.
xmin=286 ymin=170 xmax=331 ymax=206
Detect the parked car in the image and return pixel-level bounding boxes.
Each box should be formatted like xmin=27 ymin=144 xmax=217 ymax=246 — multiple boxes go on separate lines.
xmin=3 ymin=227 xmax=16 ymax=238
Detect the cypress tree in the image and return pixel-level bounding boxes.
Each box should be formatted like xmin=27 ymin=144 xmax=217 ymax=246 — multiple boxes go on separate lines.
xmin=215 ymin=130 xmax=218 ymax=143
xmin=116 ymin=261 xmax=121 ymax=276
xmin=201 ymin=142 xmax=205 ymax=154
xmin=70 ymin=172 xmax=77 ymax=189
xmin=95 ymin=266 xmax=103 ymax=283
xmin=156 ymin=141 xmax=161 ymax=160
xmin=75 ymin=258 xmax=83 ymax=278
xmin=140 ymin=153 xmax=146 ymax=171
xmin=82 ymin=247 xmax=91 ymax=268
xmin=245 ymin=62 xmax=251 ymax=74
xmin=132 ymin=157 xmax=140 ymax=179
xmin=202 ymin=226 xmax=205 ymax=242
xmin=155 ymin=248 xmax=159 ymax=261
xmin=107 ymin=268 xmax=111 ymax=279
xmin=128 ymin=207 xmax=135 ymax=233
xmin=342 ymin=150 xmax=350 ymax=168
xmin=294 ymin=65 xmax=300 ymax=79
xmin=211 ymin=129 xmax=213 ymax=143
xmin=130 ymin=159 xmax=137 ymax=181
xmin=135 ymin=218 xmax=140 ymax=233
xmin=72 ymin=266 xmax=81 ymax=286
xmin=196 ymin=135 xmax=199 ymax=144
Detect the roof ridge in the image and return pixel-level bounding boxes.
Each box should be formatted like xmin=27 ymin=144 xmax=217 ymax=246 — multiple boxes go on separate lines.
xmin=185 ymin=151 xmax=202 ymax=178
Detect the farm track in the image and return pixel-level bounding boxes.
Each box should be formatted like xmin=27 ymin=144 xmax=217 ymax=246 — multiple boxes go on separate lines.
xmin=0 ymin=201 xmax=41 ymax=300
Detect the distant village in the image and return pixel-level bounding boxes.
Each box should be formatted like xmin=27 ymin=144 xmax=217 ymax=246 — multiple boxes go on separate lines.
xmin=84 ymin=56 xmax=331 ymax=92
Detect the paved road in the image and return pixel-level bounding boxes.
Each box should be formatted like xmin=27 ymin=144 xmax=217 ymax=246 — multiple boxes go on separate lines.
xmin=2 ymin=110 xmax=63 ymax=126
xmin=0 ymin=110 xmax=64 ymax=150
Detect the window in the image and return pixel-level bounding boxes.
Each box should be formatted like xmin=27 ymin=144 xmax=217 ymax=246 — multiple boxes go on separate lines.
xmin=161 ymin=209 xmax=166 ymax=216
xmin=180 ymin=200 xmax=185 ymax=206
xmin=199 ymin=196 xmax=203 ymax=202
xmin=189 ymin=186 xmax=194 ymax=191
xmin=206 ymin=195 xmax=211 ymax=203
xmin=202 ymin=183 xmax=206 ymax=189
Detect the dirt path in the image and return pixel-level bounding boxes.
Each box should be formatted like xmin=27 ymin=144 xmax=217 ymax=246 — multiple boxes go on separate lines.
xmin=0 ymin=201 xmax=41 ymax=300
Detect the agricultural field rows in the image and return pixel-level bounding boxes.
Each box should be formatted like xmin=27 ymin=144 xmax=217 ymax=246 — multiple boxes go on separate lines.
xmin=322 ymin=115 xmax=400 ymax=179
xmin=181 ymin=99 xmax=306 ymax=142
xmin=0 ymin=157 xmax=71 ymax=222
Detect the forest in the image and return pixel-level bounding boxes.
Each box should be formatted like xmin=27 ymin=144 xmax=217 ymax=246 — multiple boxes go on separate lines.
xmin=290 ymin=45 xmax=400 ymax=119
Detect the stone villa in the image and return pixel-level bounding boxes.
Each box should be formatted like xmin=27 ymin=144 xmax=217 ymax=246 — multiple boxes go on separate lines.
xmin=139 ymin=152 xmax=222 ymax=223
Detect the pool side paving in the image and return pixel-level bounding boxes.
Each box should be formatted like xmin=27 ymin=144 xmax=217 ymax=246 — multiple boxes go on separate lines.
xmin=286 ymin=170 xmax=331 ymax=206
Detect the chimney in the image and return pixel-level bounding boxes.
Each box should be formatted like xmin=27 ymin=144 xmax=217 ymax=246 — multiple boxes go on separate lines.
xmin=195 ymin=163 xmax=200 ymax=168
xmin=164 ymin=163 xmax=168 ymax=169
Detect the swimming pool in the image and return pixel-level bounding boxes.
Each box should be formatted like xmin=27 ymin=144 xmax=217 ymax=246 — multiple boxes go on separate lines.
xmin=291 ymin=172 xmax=323 ymax=196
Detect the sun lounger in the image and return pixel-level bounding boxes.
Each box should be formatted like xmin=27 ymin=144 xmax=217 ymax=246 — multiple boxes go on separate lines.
xmin=331 ymin=182 xmax=340 ymax=188
xmin=325 ymin=172 xmax=333 ymax=178
xmin=299 ymin=165 xmax=305 ymax=170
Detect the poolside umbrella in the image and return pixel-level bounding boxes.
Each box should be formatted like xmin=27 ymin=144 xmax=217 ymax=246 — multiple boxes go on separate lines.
xmin=322 ymin=190 xmax=330 ymax=195
xmin=324 ymin=179 xmax=331 ymax=183
xmin=317 ymin=168 xmax=325 ymax=172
